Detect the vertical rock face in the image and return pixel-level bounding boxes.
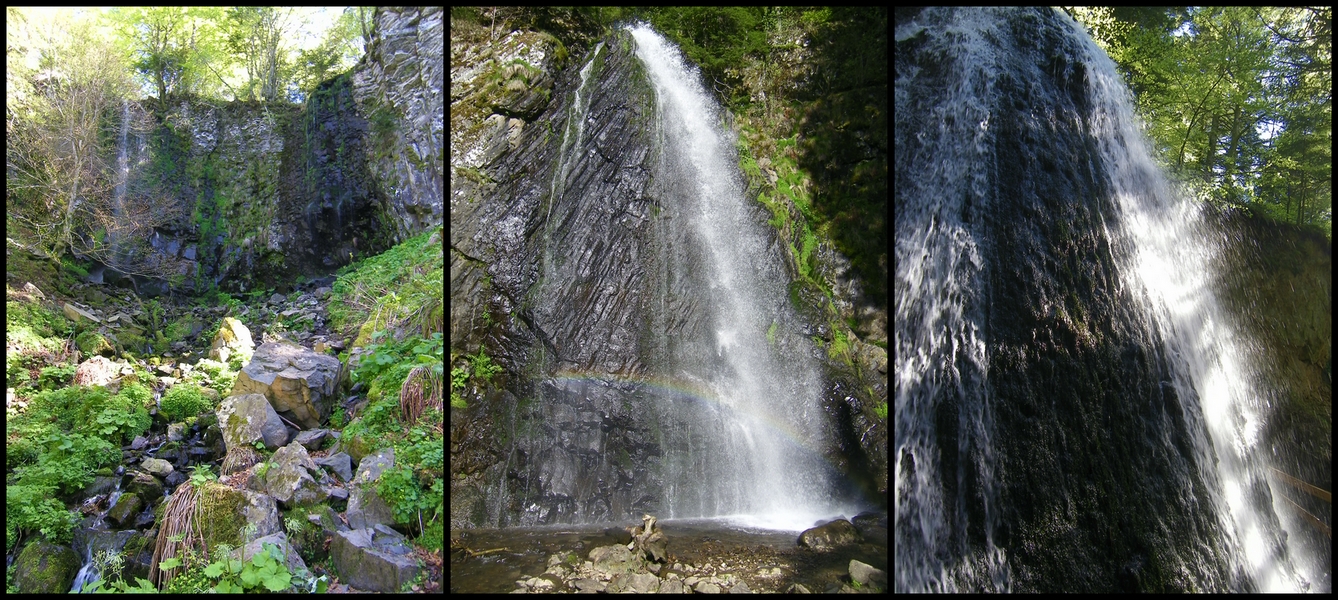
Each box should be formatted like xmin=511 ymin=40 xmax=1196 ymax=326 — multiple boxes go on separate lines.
xmin=124 ymin=8 xmax=442 ymax=292
xmin=451 ymin=28 xmax=664 ymax=526
xmin=352 ymin=6 xmax=445 ymax=242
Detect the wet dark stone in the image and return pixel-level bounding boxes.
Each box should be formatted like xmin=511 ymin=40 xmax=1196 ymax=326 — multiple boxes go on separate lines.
xmin=896 ymin=7 xmax=1243 ymax=593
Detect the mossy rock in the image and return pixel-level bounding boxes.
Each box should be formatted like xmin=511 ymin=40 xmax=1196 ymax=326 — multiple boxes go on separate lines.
xmin=13 ymin=540 xmax=80 ymax=594
xmin=194 ymin=481 xmax=283 ymax=549
xmin=336 ymin=431 xmax=374 ymax=464
xmin=76 ymin=330 xmax=116 ymax=357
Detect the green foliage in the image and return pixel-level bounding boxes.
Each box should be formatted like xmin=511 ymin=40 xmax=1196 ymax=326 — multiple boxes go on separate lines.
xmin=642 ymin=7 xmax=770 ymax=96
xmin=873 ymin=402 xmax=888 ymax=420
xmin=202 ymin=542 xmax=294 ymax=593
xmin=6 ymin=429 xmax=119 ymax=547
xmin=164 ymin=315 xmax=194 ymax=343
xmin=354 ymin=332 xmax=445 ymax=403
xmin=828 ymin=328 xmax=849 ymax=362
xmin=36 ymin=364 xmax=75 ymax=390
xmin=328 ymin=227 xmax=443 ymax=339
xmin=378 ymin=426 xmax=445 ymax=533
xmin=160 ymin=384 xmax=214 ymax=421
xmin=328 ymin=406 xmax=347 ymax=428
xmin=6 ymin=484 xmax=78 ymax=549
xmin=61 ymin=256 xmax=90 ymax=279
xmin=470 ymin=347 xmax=502 ymax=383
xmin=184 ymin=358 xmax=238 ymax=398
xmin=189 ymin=464 xmax=218 ymax=489
xmin=767 ymin=320 xmax=778 ymax=346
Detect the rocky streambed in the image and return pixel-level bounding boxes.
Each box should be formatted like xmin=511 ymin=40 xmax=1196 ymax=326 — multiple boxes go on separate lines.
xmin=450 ymin=514 xmax=887 ymax=593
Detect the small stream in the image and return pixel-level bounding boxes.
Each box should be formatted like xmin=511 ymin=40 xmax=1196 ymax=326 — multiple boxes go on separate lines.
xmin=65 ymin=414 xmax=218 ymax=593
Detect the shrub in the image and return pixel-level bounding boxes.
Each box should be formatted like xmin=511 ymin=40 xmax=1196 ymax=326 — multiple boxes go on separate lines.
xmin=160 ymin=384 xmax=213 ymax=421
xmin=37 ymin=364 xmax=76 ymax=390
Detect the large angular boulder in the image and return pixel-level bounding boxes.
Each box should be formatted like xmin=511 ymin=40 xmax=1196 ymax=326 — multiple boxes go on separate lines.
xmin=13 ymin=540 xmax=80 ymax=593
xmin=124 ymin=470 xmax=164 ymax=502
xmin=231 ymin=341 xmax=342 ymax=429
xmin=217 ymin=393 xmax=289 ymax=474
xmin=259 ymin=442 xmax=329 ymax=508
xmin=315 ymin=452 xmax=354 ymax=482
xmin=209 ymin=317 xmax=254 ymax=363
xmin=346 ymin=448 xmax=398 ymax=530
xmin=63 ymin=302 xmax=102 ymax=324
xmin=330 ymin=525 xmax=421 ymax=593
xmin=588 ymin=544 xmax=640 ymax=576
xmin=140 ymin=457 xmax=174 ymax=478
xmin=72 ymin=355 xmax=118 ymax=387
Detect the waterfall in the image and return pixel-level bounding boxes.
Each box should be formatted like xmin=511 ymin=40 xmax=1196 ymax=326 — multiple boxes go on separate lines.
xmin=630 ymin=24 xmax=845 ymax=531
xmin=545 ymin=41 xmax=603 ymax=275
xmin=895 ymin=8 xmax=1320 ymax=592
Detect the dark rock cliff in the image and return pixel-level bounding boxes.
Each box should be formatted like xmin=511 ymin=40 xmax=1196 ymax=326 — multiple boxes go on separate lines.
xmin=896 ymin=7 xmax=1240 ymax=592
xmin=451 ymin=23 xmax=887 ymax=528
xmin=110 ymin=7 xmax=441 ymax=294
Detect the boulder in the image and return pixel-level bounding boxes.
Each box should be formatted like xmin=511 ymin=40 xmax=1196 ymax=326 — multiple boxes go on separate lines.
xmin=305 ymin=504 xmax=349 ymax=537
xmin=231 ymin=341 xmax=342 ymax=429
xmin=588 ymin=544 xmax=640 ymax=576
xmin=330 ymin=525 xmax=421 ymax=593
xmin=140 ymin=457 xmax=174 ymax=477
xmin=209 ymin=317 xmax=254 ymax=363
xmin=347 ymin=448 xmax=397 ymax=529
xmin=105 ymin=492 xmax=144 ymax=528
xmin=125 ymin=471 xmax=164 ymax=501
xmin=259 ymin=442 xmax=328 ymax=508
xmin=848 ymin=559 xmax=887 ymax=590
xmin=217 ymin=393 xmax=289 ymax=474
xmin=72 ymin=356 xmax=118 ymax=387
xmin=797 ymin=519 xmax=861 ymax=551
xmin=315 ymin=452 xmax=354 ymax=482
xmin=13 ymin=540 xmax=80 ymax=594
xmin=195 ymin=483 xmax=284 ymax=549
xmin=293 ymin=428 xmax=330 ymax=450
xmin=851 ymin=510 xmax=888 ymax=546
xmin=63 ymin=302 xmax=102 ymax=324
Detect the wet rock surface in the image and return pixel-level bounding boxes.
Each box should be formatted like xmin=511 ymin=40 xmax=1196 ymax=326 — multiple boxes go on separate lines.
xmin=450 ymin=21 xmax=887 ymax=529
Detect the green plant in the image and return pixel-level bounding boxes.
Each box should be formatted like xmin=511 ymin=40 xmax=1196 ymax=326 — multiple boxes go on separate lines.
xmin=160 ymin=384 xmax=213 ymax=421
xmin=329 ymin=406 xmax=347 ymax=428
xmin=36 ymin=364 xmax=75 ymax=389
xmin=767 ymin=321 xmax=778 ymax=346
xmin=873 ymin=402 xmax=888 ymax=420
xmin=202 ymin=542 xmax=294 ymax=593
xmin=189 ymin=464 xmax=218 ymax=488
xmin=470 ymin=347 xmax=501 ymax=383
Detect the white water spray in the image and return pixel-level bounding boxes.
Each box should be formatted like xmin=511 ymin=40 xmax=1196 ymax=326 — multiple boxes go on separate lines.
xmin=1073 ymin=13 xmax=1316 ymax=592
xmin=630 ymin=24 xmax=850 ymax=531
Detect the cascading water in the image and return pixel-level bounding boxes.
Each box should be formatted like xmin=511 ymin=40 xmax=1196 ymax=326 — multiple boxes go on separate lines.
xmin=629 ymin=24 xmax=847 ymax=530
xmin=895 ymin=7 xmax=1323 ymax=592
xmin=545 ymin=41 xmax=603 ymax=273
xmin=110 ymin=101 xmax=131 ymax=263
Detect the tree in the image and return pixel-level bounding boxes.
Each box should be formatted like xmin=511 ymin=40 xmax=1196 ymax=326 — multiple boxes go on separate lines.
xmin=7 ymin=9 xmax=187 ymax=278
xmin=225 ymin=7 xmax=295 ymax=103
